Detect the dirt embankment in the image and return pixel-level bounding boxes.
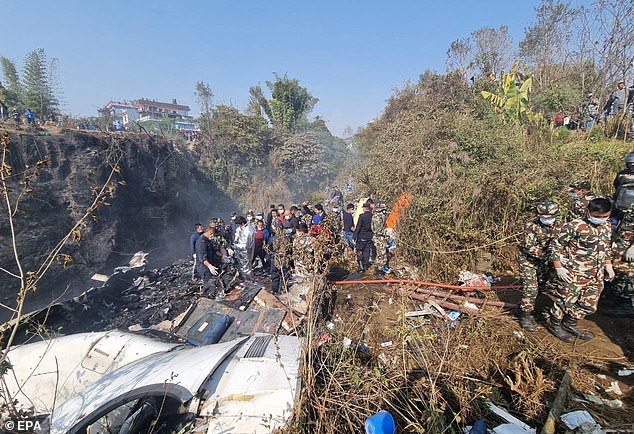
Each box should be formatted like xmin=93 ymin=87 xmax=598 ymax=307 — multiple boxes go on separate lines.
xmin=0 ymin=126 xmax=237 ymax=321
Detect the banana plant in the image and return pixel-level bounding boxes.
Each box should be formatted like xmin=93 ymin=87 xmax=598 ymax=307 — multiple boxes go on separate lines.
xmin=481 ymin=60 xmax=537 ymax=124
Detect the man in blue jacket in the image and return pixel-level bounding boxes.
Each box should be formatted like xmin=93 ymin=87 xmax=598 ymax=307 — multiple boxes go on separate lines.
xmin=195 ymin=223 xmax=220 ymax=292
xmin=189 ymin=223 xmax=203 ymax=279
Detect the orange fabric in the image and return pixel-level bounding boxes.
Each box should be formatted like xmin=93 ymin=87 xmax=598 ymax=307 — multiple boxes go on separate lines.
xmin=385 ymin=192 xmax=413 ymax=229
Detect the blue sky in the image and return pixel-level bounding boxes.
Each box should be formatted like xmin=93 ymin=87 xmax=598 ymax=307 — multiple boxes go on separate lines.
xmin=2 ymin=1 xmax=543 ymax=136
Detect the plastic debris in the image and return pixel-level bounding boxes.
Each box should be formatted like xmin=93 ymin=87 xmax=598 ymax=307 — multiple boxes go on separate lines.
xmin=404 ymin=308 xmax=435 ymax=318
xmin=617 ymin=369 xmax=633 ymax=376
xmin=468 ymin=419 xmax=487 ymax=434
xmin=560 ymin=411 xmax=596 ymax=430
xmin=380 ymin=341 xmax=393 ymax=348
xmin=458 ymin=271 xmax=492 ymax=287
xmin=365 ymin=410 xmax=395 ymax=434
xmin=326 ymin=321 xmax=335 ymax=330
xmin=605 ymin=381 xmax=623 ymax=396
xmin=448 ymin=310 xmax=461 ymax=321
xmin=581 ymin=393 xmax=623 ymax=408
xmin=342 ymin=337 xmax=352 ymax=350
xmin=485 ymin=401 xmax=535 ymax=433
xmin=463 ymin=301 xmax=479 ymax=311
xmin=493 ymin=424 xmax=535 ymax=434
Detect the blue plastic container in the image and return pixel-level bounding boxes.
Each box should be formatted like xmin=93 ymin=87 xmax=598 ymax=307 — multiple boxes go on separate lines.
xmin=187 ymin=312 xmax=234 ymax=346
xmin=469 ymin=420 xmax=487 ymax=434
xmin=365 ymin=410 xmax=395 ymax=434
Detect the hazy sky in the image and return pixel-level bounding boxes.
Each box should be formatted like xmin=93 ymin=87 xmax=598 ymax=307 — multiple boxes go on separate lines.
xmin=2 ymin=1 xmax=543 ymax=136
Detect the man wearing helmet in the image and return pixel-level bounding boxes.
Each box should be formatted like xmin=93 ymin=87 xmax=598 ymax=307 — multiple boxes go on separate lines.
xmin=614 ymin=152 xmax=634 ymax=197
xmin=548 ymin=197 xmax=614 ymax=342
xmin=567 ymin=180 xmax=595 ymax=221
xmin=603 ymin=205 xmax=634 ymax=317
xmin=517 ymin=200 xmax=562 ymax=331
xmin=612 ymin=153 xmax=634 ymax=223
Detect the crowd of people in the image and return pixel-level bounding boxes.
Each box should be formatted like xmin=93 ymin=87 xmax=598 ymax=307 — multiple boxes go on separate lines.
xmin=518 ymin=152 xmax=634 ymax=343
xmin=576 ymin=79 xmax=634 ymax=134
xmin=188 ymin=186 xmax=396 ymax=297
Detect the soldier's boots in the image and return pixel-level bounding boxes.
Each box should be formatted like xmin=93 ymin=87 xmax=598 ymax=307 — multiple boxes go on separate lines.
xmin=562 ymin=315 xmax=594 ymax=340
xmin=519 ymin=311 xmax=537 ymax=332
xmin=546 ymin=317 xmax=574 ymax=343
xmin=357 ymin=260 xmax=366 ymax=273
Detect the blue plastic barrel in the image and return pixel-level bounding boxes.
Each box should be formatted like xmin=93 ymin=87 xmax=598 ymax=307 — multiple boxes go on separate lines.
xmin=469 ymin=420 xmax=487 ymax=434
xmin=365 ymin=410 xmax=395 ymax=434
xmin=187 ymin=312 xmax=234 ymax=346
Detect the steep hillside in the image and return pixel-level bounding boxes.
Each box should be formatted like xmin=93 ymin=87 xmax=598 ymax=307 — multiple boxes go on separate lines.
xmin=0 ymin=126 xmax=237 ymax=321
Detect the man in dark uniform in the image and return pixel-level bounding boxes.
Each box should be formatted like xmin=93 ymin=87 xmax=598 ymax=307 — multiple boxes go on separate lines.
xmin=189 ymin=223 xmax=203 ymax=279
xmin=195 ymin=223 xmax=220 ymax=293
xmin=614 ymin=152 xmax=634 ymax=200
xmin=353 ymin=202 xmax=374 ymax=272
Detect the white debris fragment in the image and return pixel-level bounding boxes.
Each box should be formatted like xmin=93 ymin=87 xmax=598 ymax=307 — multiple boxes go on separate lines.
xmin=485 ymin=401 xmax=534 ymax=433
xmin=560 ymin=411 xmax=596 ymax=430
xmin=493 ymin=424 xmax=535 ymax=434
xmin=90 ymin=273 xmax=109 ymax=282
xmin=342 ymin=337 xmax=352 ymax=350
xmin=380 ymin=341 xmax=393 ymax=348
xmin=617 ymin=369 xmax=633 ymax=377
xmin=463 ymin=301 xmax=479 ymax=311
xmin=605 ymin=381 xmax=623 ymax=396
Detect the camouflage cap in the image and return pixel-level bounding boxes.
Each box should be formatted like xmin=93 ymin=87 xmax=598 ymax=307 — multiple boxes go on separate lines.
xmin=569 ymin=180 xmax=591 ymax=190
xmin=536 ymin=200 xmax=560 ymax=217
xmin=374 ymin=201 xmax=387 ymax=211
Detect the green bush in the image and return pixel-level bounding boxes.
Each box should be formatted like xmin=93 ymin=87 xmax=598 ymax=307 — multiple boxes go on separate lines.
xmin=355 ymin=73 xmax=628 ymax=280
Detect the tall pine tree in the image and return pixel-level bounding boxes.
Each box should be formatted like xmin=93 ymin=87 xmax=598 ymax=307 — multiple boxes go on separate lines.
xmin=22 ymin=48 xmax=58 ymax=116
xmin=0 ymin=57 xmax=23 ymax=110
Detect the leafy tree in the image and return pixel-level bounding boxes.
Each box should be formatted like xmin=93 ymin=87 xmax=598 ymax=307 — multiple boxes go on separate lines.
xmin=21 ymin=49 xmax=58 ymax=116
xmin=481 ymin=60 xmax=537 ymax=124
xmin=446 ymin=37 xmax=474 ymax=79
xmin=520 ymin=0 xmax=579 ymax=94
xmin=199 ymin=104 xmax=275 ymax=200
xmin=194 ymin=80 xmax=213 ymax=137
xmin=0 ymin=57 xmax=22 ymax=109
xmin=249 ymin=74 xmax=318 ymax=133
xmin=446 ymin=26 xmax=515 ymax=79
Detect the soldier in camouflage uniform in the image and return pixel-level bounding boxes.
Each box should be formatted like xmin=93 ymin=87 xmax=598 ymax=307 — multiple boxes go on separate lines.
xmin=603 ymin=206 xmax=634 ymax=316
xmin=370 ymin=199 xmax=390 ymax=273
xmin=517 ymin=200 xmax=562 ymax=332
xmin=567 ymin=180 xmax=594 ymax=221
xmin=548 ymin=197 xmax=615 ymax=343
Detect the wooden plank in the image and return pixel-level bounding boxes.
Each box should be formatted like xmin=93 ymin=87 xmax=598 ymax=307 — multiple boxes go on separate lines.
xmin=541 ymin=371 xmax=571 ymax=434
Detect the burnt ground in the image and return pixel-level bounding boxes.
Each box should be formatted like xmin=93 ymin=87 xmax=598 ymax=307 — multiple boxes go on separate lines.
xmin=14 ymin=258 xmax=257 ymax=342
